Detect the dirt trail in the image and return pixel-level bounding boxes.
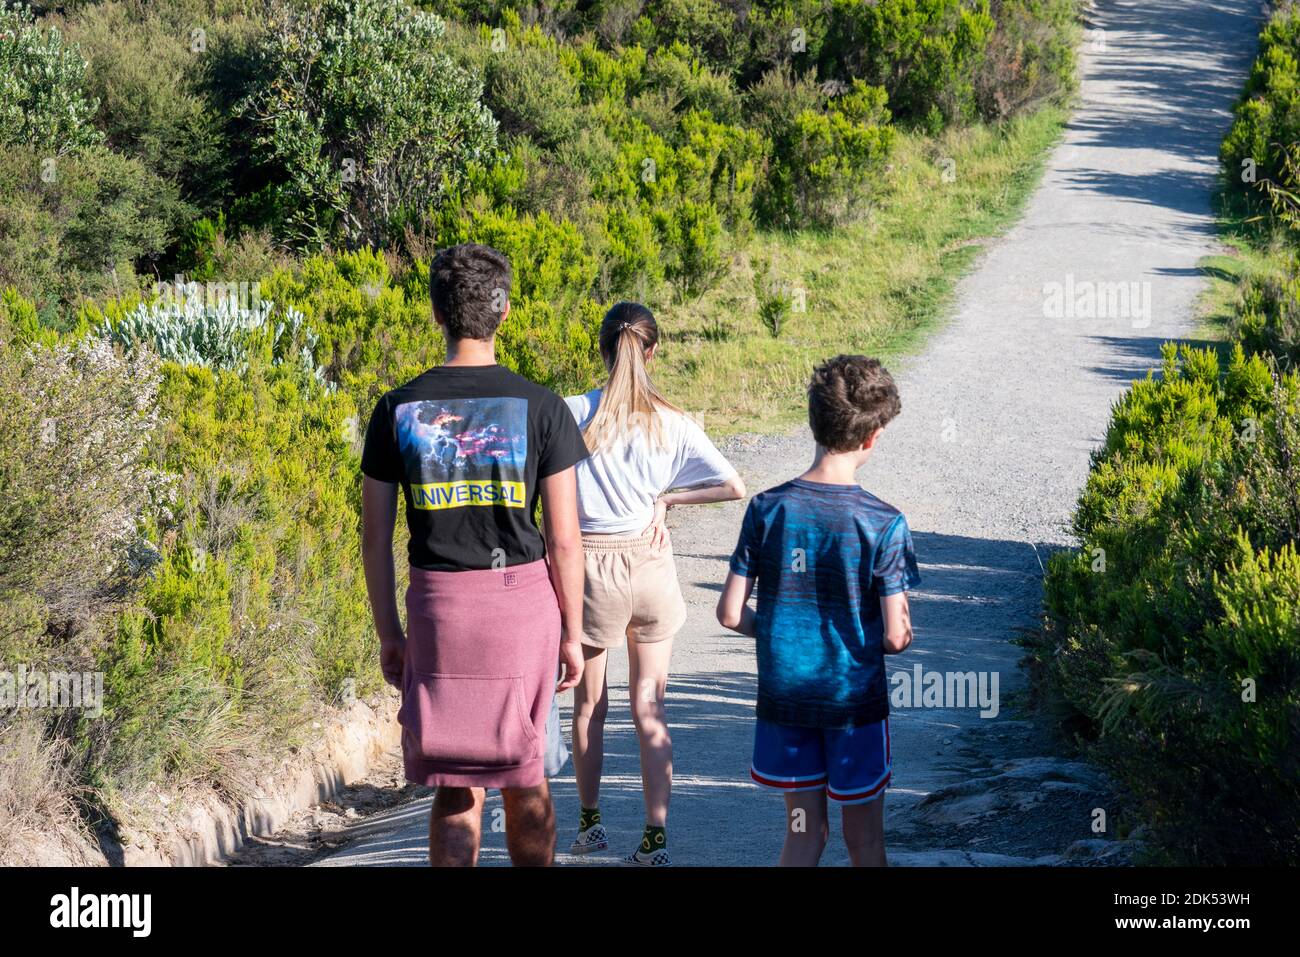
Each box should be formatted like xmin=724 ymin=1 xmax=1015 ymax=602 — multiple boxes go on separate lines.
xmin=249 ymin=0 xmax=1262 ymax=867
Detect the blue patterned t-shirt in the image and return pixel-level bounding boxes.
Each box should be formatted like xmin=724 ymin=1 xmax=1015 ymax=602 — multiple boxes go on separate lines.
xmin=729 ymin=478 xmax=921 ymax=729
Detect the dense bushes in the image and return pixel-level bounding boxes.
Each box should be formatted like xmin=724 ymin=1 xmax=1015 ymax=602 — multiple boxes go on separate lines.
xmin=430 ymin=1 xmax=1078 ymax=129
xmin=1036 ymin=4 xmax=1300 ymax=864
xmin=821 ymin=0 xmax=994 ymax=130
xmin=56 ymin=1 xmax=233 ymax=222
xmin=1039 ymin=346 xmax=1300 ymax=864
xmin=1222 ymin=1 xmax=1300 ymax=187
xmin=0 ymin=6 xmax=179 ymax=310
xmin=0 ymin=4 xmax=102 ymax=154
xmin=976 ymin=0 xmax=1080 ymax=120
xmin=0 ymin=0 xmax=1080 ymax=307
xmin=1 ymin=285 xmax=376 ymax=817
xmin=0 ymin=146 xmax=177 ymax=310
xmin=237 ymin=0 xmax=498 ymax=249
xmin=0 ymin=309 xmax=163 ymax=655
xmin=429 ymin=1 xmax=1076 ymax=303
xmin=90 ymin=353 xmax=373 ymax=802
xmin=752 ymin=76 xmax=895 ymax=229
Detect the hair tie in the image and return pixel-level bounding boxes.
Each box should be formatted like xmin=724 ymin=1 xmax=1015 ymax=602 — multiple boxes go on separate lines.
xmin=620 ymin=322 xmax=631 ymax=331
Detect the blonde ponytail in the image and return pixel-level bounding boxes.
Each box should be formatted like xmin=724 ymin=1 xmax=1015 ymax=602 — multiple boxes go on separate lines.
xmin=583 ymin=303 xmax=682 ymax=454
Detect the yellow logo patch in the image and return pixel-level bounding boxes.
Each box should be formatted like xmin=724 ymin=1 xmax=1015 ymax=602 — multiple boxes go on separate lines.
xmin=411 ymin=480 xmax=526 ymax=510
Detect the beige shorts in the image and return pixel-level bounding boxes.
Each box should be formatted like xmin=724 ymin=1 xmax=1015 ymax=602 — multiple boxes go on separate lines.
xmin=580 ymin=532 xmax=687 ymax=648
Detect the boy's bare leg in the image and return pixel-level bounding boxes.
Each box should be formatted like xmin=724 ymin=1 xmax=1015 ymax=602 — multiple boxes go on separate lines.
xmin=429 ymin=786 xmax=484 ymax=866
xmin=502 ymin=780 xmax=556 ymax=866
xmin=842 ymin=793 xmax=887 ymax=867
xmin=780 ymin=791 xmax=829 ymax=866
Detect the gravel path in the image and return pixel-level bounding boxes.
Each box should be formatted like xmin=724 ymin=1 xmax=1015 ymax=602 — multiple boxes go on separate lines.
xmin=312 ymin=0 xmax=1261 ymax=867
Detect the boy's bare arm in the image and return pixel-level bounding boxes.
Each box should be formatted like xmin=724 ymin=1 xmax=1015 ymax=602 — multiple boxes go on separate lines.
xmin=716 ymin=570 xmax=756 ymax=637
xmin=361 ymin=477 xmax=405 ymax=687
xmin=540 ymin=465 xmax=585 ymax=692
xmin=881 ymin=591 xmax=913 ymax=654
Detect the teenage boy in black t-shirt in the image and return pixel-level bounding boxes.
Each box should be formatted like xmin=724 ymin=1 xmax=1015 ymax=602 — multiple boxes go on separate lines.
xmin=361 ymin=243 xmax=588 ymax=866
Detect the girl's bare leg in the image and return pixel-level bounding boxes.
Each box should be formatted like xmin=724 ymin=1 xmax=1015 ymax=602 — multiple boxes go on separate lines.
xmin=571 ymin=644 xmax=609 ymax=810
xmin=627 ymin=635 xmax=674 ymax=826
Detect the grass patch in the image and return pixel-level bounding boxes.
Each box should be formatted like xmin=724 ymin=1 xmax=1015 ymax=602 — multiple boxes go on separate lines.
xmin=1195 ymin=183 xmax=1297 ymax=343
xmin=655 ymin=106 xmax=1068 ymax=435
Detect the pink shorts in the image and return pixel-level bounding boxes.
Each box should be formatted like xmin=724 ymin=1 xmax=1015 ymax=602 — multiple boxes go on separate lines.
xmin=400 ymin=560 xmax=560 ymax=789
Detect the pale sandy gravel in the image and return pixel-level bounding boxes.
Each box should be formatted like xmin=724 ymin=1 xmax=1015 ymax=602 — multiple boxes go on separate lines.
xmin=308 ymin=0 xmax=1263 ymax=867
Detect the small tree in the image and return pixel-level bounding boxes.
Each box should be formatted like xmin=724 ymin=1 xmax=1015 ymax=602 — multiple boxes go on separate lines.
xmin=238 ymin=0 xmax=498 ymax=250
xmin=752 ymin=256 xmax=792 ymax=338
xmin=0 ymin=4 xmax=102 ymax=155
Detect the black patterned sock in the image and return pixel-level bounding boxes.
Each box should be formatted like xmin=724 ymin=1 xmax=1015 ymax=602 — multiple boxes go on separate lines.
xmin=640 ymin=825 xmax=667 ymax=854
xmin=579 ymin=807 xmax=601 ymax=831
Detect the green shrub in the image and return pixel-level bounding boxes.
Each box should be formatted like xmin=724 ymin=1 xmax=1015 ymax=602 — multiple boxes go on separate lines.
xmin=88 ymin=351 xmax=372 ymax=806
xmin=460 ymin=138 xmax=595 ymax=223
xmin=236 ymin=0 xmax=498 ymax=249
xmin=1039 ymin=344 xmax=1300 ymax=864
xmin=742 ymin=1 xmax=829 ymax=85
xmin=1223 ymin=3 xmax=1300 ymax=189
xmin=1234 ymin=251 xmax=1300 ymax=367
xmin=0 ymin=3 xmax=102 ymax=155
xmin=597 ymin=200 xmax=664 ymax=301
xmin=642 ymin=40 xmax=743 ymax=125
xmin=566 ymin=35 xmax=646 ymax=104
xmin=753 ymin=255 xmax=793 ymax=337
xmin=755 ymin=79 xmax=895 ymax=229
xmin=0 ymin=146 xmax=180 ymax=309
xmin=176 ymin=214 xmax=290 ymax=285
xmin=482 ymin=28 xmax=586 ymax=149
xmin=745 ymin=63 xmax=827 ymax=133
xmin=591 ymin=107 xmax=764 ymax=295
xmin=653 ymin=198 xmax=728 ymax=300
xmin=58 ymin=2 xmax=226 ymax=222
xmin=259 ymin=248 xmax=440 ymax=412
xmin=821 ymin=0 xmax=995 ymax=128
xmin=630 ymin=0 xmax=743 ymax=75
xmin=0 ymin=310 xmax=164 ymax=653
xmin=975 ymin=0 xmax=1079 ymax=120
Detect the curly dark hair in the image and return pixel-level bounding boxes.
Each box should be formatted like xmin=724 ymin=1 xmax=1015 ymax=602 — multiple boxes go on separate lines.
xmin=429 ymin=243 xmax=512 ymax=341
xmin=807 ymin=355 xmax=901 ymax=452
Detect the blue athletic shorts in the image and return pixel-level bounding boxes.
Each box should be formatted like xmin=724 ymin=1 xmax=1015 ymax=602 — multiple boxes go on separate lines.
xmin=750 ymin=717 xmax=891 ymax=804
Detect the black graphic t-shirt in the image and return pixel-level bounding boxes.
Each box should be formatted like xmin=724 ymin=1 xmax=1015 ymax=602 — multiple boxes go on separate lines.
xmin=361 ymin=364 xmax=590 ymax=571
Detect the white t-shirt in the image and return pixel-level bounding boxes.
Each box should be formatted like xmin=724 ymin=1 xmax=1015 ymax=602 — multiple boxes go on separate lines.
xmin=565 ymin=389 xmax=738 ymax=534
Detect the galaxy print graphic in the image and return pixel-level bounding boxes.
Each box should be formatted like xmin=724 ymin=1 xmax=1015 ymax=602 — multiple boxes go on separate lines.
xmin=394 ymin=397 xmax=528 ymax=510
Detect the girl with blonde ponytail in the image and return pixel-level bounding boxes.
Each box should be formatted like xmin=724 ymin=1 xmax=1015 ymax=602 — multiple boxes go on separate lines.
xmin=563 ymin=301 xmax=745 ymax=866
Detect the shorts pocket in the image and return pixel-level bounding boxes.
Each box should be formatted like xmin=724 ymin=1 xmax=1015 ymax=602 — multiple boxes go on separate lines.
xmin=629 ymin=549 xmax=687 ymax=639
xmin=399 ymin=671 xmax=539 ymax=768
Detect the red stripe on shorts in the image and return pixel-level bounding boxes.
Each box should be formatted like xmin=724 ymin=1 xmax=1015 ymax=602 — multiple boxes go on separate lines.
xmin=750 ymin=768 xmax=829 ymax=790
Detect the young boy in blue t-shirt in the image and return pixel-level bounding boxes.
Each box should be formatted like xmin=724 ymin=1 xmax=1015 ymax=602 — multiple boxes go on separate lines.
xmin=716 ymin=354 xmax=920 ymax=866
